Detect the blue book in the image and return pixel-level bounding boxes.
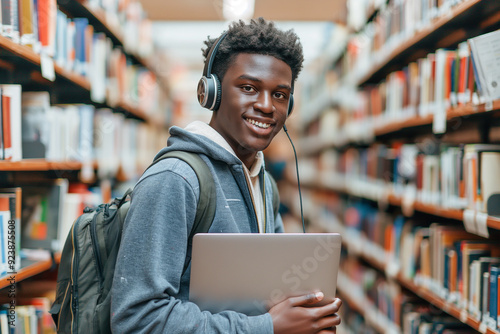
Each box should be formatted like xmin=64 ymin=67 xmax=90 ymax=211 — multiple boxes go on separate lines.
xmin=73 ymin=17 xmax=89 ymax=76
xmin=490 ymin=265 xmax=500 ymax=324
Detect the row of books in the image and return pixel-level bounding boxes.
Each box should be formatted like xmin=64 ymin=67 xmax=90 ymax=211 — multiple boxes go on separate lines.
xmin=85 ymin=0 xmax=154 ymax=59
xmin=307 ymin=191 xmax=500 ymax=331
xmin=359 ymin=42 xmax=476 ymax=126
xmin=340 ymin=257 xmax=403 ymax=332
xmin=1 ymin=0 xmax=165 ymax=111
xmin=298 ymin=33 xmax=499 ymax=145
xmin=351 ymin=33 xmax=500 ymax=134
xmin=52 ymin=9 xmax=162 ymax=109
xmin=2 ymin=88 xmax=168 ymax=180
xmin=299 ymin=142 xmax=500 ymax=216
xmin=340 ymin=256 xmax=477 ymax=333
xmin=342 ymin=0 xmax=480 ymax=85
xmin=0 ymin=297 xmax=56 ymax=333
xmin=1 ymin=0 xmax=153 ymax=59
xmin=402 ymin=304 xmax=475 ymax=333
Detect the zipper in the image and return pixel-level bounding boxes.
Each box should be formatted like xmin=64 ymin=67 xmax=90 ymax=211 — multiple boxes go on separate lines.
xmin=57 ymin=281 xmax=71 ymax=331
xmin=90 ymin=209 xmax=104 ymax=288
xmin=70 ymin=215 xmax=84 ymax=334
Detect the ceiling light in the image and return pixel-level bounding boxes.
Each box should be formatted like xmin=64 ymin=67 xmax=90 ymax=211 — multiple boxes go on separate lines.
xmin=222 ymin=0 xmax=255 ymax=21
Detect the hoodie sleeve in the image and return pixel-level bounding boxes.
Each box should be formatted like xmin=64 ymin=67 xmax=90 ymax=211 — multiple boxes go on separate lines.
xmin=111 ymin=161 xmax=274 ymax=333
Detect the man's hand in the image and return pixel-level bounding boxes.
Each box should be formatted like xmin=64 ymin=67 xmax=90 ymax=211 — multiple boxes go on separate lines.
xmin=269 ymin=292 xmax=342 ymax=334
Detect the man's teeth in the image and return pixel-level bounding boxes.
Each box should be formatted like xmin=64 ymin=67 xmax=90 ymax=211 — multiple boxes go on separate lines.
xmin=246 ymin=118 xmax=271 ymax=129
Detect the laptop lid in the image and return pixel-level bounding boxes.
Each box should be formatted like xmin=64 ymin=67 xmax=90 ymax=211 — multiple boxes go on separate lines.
xmin=189 ymin=233 xmax=342 ymax=314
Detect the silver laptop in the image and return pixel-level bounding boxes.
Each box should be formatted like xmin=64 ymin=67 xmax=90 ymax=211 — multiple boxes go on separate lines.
xmin=189 ymin=233 xmax=342 ymax=314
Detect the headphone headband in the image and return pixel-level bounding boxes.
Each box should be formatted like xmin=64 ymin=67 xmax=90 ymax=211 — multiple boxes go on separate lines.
xmin=203 ymin=32 xmax=228 ymax=77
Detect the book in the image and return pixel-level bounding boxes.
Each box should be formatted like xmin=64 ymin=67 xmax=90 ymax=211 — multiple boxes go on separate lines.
xmin=490 ymin=266 xmax=500 ymax=328
xmin=0 ymin=187 xmax=21 ymax=273
xmin=1 ymin=89 xmax=11 ymax=160
xmin=21 ymin=179 xmax=68 ymax=251
xmin=19 ymin=0 xmax=35 ymax=46
xmin=21 ymin=91 xmax=51 ymax=159
xmin=483 ymin=271 xmax=490 ymax=322
xmin=0 ymin=197 xmax=10 ymax=276
xmin=468 ymin=29 xmax=500 ymax=100
xmin=0 ymin=85 xmax=22 ymax=161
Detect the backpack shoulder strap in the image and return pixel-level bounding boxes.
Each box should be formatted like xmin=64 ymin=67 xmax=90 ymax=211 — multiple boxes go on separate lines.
xmin=151 ymin=151 xmax=216 ymax=238
xmin=267 ymin=173 xmax=280 ymax=220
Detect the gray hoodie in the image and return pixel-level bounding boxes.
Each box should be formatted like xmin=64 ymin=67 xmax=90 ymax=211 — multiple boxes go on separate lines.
xmin=111 ymin=126 xmax=283 ymax=333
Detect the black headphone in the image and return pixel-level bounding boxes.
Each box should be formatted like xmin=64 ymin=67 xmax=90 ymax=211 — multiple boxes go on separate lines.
xmin=197 ymin=31 xmax=294 ymax=116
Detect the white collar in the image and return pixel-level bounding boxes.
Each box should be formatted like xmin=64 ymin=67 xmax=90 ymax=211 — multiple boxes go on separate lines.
xmin=184 ymin=121 xmax=264 ymax=175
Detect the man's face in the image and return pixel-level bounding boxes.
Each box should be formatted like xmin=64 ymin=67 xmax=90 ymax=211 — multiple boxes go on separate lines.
xmin=209 ymin=53 xmax=293 ymax=166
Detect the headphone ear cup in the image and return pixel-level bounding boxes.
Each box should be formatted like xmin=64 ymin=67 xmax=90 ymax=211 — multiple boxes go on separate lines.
xmin=287 ymin=94 xmax=294 ymax=117
xmin=212 ymin=74 xmax=222 ymax=111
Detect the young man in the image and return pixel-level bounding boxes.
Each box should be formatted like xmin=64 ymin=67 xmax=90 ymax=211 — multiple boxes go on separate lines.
xmin=111 ymin=18 xmax=342 ymax=333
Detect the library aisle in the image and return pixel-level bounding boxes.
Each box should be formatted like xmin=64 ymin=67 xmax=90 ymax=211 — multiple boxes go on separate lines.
xmin=1 ymin=0 xmax=500 ymax=333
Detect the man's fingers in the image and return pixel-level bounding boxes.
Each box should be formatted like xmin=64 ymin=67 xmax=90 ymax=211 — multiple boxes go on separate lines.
xmin=289 ymin=292 xmax=324 ymax=306
xmin=316 ymin=312 xmax=341 ymax=329
xmin=314 ymin=298 xmax=342 ymax=317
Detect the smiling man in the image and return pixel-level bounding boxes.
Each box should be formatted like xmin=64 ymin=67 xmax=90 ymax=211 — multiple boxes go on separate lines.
xmin=111 ymin=18 xmax=342 ymax=333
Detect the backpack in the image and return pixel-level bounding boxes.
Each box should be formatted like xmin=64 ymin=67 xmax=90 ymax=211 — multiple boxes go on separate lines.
xmin=49 ymin=151 xmax=281 ymax=334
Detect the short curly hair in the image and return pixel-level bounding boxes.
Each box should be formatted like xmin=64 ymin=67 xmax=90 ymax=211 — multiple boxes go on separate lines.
xmin=202 ymin=18 xmax=304 ymax=88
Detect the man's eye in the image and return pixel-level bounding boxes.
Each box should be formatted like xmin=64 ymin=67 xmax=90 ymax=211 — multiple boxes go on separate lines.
xmin=274 ymin=92 xmax=286 ymax=99
xmin=242 ymin=86 xmax=254 ymax=92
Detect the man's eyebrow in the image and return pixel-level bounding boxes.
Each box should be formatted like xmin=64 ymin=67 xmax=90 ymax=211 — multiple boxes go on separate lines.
xmin=237 ymin=75 xmax=292 ymax=91
xmin=238 ymin=74 xmax=261 ymax=83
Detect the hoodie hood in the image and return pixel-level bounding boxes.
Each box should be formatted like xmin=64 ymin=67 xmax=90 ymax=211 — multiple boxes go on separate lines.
xmin=154 ymin=125 xmax=242 ymax=166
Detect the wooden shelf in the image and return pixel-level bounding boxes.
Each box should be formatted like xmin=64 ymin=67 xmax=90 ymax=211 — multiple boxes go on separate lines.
xmin=356 ymin=0 xmax=500 ymax=86
xmin=0 ymin=160 xmax=85 ymax=171
xmin=0 ymin=253 xmax=61 ymax=290
xmin=374 ymin=100 xmax=500 ymax=137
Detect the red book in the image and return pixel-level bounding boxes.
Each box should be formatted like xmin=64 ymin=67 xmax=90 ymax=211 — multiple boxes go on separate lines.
xmin=2 ymin=93 xmax=12 ymax=160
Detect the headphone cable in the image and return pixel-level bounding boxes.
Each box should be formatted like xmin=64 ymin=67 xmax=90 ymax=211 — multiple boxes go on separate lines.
xmin=283 ymin=125 xmax=306 ymax=233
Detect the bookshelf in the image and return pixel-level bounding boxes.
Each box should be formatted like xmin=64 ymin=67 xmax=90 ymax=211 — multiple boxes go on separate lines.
xmin=288 ymin=0 xmax=500 ymax=333
xmin=0 ymin=2 xmax=169 ymax=329
xmin=349 ymin=0 xmax=500 ymax=86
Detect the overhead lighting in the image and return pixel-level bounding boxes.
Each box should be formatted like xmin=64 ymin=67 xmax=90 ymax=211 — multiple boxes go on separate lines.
xmin=222 ymin=0 xmax=255 ymax=21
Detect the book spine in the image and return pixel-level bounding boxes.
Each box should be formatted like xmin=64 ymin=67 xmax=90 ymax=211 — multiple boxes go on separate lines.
xmin=490 ymin=266 xmax=499 ymax=326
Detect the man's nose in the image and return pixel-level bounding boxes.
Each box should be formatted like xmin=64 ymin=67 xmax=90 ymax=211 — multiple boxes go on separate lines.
xmin=254 ymin=92 xmax=274 ymax=113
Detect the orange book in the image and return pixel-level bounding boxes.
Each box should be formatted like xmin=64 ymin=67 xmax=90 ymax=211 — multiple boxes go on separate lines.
xmin=0 ymin=197 xmax=8 ymax=211
xmin=445 ymin=52 xmax=456 ymax=104
xmin=420 ymin=239 xmax=431 ymax=278
xmin=2 ymin=94 xmax=12 ymax=160
xmin=384 ymin=224 xmax=394 ymax=254
xmin=449 ymin=249 xmax=457 ymax=294
xmin=19 ymin=0 xmax=34 ymax=46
